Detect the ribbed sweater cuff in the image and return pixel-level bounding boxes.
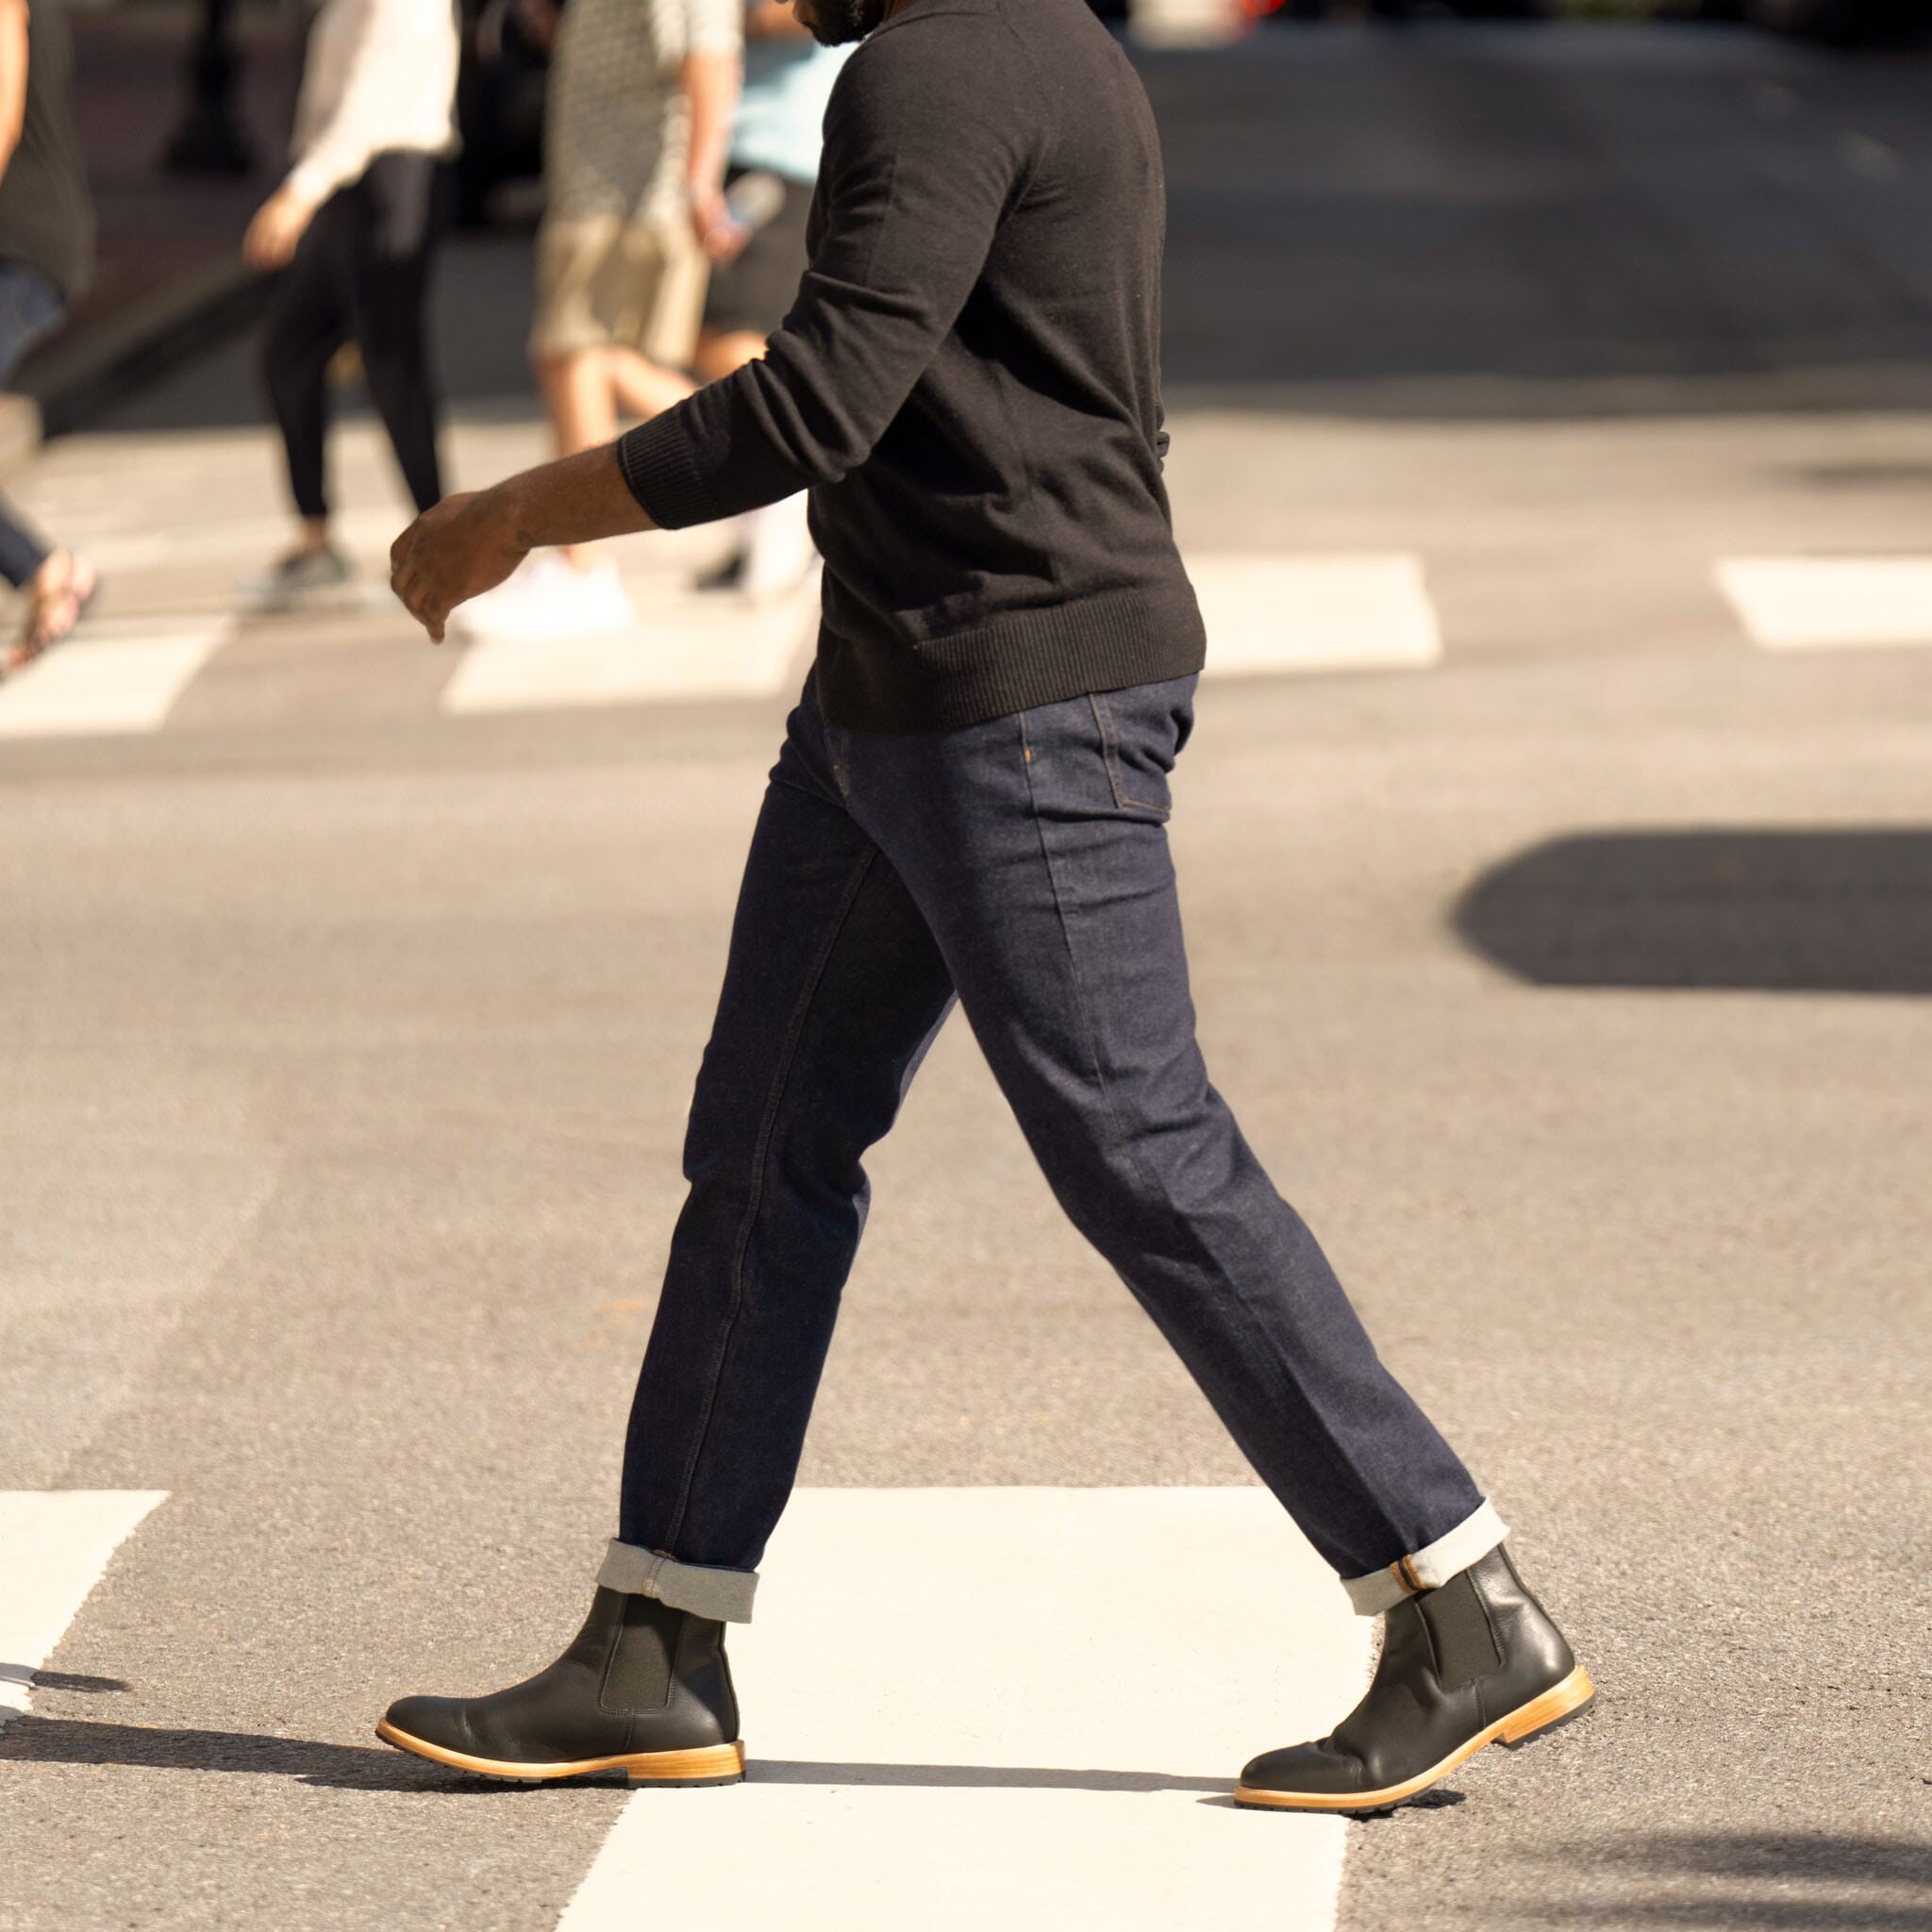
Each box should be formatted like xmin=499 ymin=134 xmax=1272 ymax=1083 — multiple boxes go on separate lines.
xmin=616 ymin=412 xmax=723 ymax=531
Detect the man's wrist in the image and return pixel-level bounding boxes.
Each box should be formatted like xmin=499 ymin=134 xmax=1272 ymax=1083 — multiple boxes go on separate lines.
xmin=481 ymin=477 xmax=537 ymax=557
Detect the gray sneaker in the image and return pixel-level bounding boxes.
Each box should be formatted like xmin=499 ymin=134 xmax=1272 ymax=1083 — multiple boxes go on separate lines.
xmin=244 ymin=546 xmax=353 ymax=611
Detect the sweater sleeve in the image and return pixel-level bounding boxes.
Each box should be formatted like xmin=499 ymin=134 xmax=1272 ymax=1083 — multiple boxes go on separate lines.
xmin=616 ymin=14 xmax=1032 ymax=528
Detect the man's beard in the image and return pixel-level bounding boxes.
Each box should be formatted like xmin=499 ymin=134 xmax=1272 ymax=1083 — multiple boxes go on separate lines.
xmin=804 ymin=0 xmax=889 ymax=45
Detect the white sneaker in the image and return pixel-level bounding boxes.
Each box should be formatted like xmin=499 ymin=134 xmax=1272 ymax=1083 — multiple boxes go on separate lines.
xmin=449 ymin=555 xmax=543 ymax=639
xmin=453 ymin=555 xmax=635 ymax=641
xmin=740 ymin=494 xmax=818 ymax=604
xmin=559 ymin=559 xmax=637 ymax=636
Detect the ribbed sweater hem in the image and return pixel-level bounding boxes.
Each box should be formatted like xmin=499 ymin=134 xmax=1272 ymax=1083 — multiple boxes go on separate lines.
xmin=813 ymin=576 xmax=1208 ymax=734
xmin=617 ymin=412 xmax=722 ymax=531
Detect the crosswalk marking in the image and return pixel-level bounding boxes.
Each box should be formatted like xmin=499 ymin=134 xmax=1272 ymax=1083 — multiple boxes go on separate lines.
xmin=441 ymin=591 xmax=817 ymax=715
xmin=558 ymin=1488 xmax=1368 ymax=1932
xmin=53 ymin=545 xmax=1915 ymax=738
xmin=0 ymin=620 xmax=232 ymax=740
xmin=0 ymin=1491 xmax=166 ymax=1726
xmin=1716 ymin=556 xmax=1932 ymax=652
xmin=82 ymin=508 xmax=408 ymax=577
xmin=1192 ymin=554 xmax=1442 ymax=677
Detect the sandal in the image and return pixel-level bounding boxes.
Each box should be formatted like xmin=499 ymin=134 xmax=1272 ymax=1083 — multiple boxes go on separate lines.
xmin=8 ymin=552 xmax=100 ymax=675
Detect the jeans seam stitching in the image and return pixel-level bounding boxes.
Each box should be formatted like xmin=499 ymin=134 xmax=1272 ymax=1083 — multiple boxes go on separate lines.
xmin=1091 ymin=689 xmax=1170 ymax=817
xmin=659 ymin=840 xmax=878 ymax=1552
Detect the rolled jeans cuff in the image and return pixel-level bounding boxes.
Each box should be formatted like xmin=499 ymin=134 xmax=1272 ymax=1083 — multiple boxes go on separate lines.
xmin=598 ymin=1539 xmax=758 ymax=1623
xmin=1342 ymin=1500 xmax=1508 ymax=1617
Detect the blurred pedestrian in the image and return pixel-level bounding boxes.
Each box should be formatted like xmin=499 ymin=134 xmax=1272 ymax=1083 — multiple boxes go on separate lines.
xmin=459 ymin=0 xmax=741 ymax=638
xmin=689 ymin=0 xmax=850 ymax=601
xmin=0 ymin=0 xmax=98 ymax=675
xmin=243 ymin=0 xmax=460 ymax=608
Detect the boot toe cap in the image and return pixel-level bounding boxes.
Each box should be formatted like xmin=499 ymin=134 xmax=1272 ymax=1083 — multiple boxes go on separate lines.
xmin=1239 ymin=1740 xmax=1364 ymax=1797
xmin=381 ymin=1693 xmax=477 ymax=1757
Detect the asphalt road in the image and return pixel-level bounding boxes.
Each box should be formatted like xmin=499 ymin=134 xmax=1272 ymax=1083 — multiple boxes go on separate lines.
xmin=3 ymin=23 xmax=1929 ymax=1932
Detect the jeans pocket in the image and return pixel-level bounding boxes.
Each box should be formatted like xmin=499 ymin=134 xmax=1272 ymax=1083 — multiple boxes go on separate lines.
xmin=1089 ymin=691 xmax=1174 ymax=820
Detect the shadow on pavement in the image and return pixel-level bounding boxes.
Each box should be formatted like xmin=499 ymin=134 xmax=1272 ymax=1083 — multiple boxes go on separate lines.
xmin=0 ymin=1668 xmax=130 ymax=1694
xmin=0 ymin=1717 xmax=498 ymax=1793
xmin=0 ymin=1716 xmax=1230 ymax=1796
xmin=1602 ymin=1835 xmax=1932 ymax=1888
xmin=1453 ymin=830 xmax=1932 ymax=995
xmin=1511 ymin=1831 xmax=1932 ymax=1927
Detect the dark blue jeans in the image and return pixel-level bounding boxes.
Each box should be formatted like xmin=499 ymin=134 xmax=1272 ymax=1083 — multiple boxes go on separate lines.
xmin=0 ymin=260 xmax=66 ymax=589
xmin=620 ymin=674 xmax=1486 ymax=1595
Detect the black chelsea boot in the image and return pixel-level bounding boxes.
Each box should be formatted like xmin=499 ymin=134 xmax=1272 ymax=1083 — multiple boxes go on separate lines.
xmin=1236 ymin=1545 xmax=1592 ymax=1816
xmin=376 ymin=1586 xmax=744 ymax=1785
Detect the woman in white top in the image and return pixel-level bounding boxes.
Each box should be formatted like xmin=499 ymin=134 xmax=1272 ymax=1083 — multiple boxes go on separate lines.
xmin=242 ymin=0 xmax=460 ymax=605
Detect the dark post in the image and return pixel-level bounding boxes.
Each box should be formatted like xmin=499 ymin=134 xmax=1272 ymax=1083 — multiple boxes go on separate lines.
xmin=162 ymin=0 xmax=257 ymax=175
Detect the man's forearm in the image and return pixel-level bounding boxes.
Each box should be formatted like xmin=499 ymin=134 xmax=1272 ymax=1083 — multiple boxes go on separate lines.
xmin=491 ymin=444 xmax=657 ymax=550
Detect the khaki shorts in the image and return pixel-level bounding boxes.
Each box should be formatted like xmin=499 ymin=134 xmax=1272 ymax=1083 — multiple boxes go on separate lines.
xmin=529 ymin=213 xmax=708 ymax=367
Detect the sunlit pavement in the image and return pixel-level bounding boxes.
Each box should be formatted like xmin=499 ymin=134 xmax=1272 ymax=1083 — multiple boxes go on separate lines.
xmin=2 ymin=25 xmax=1928 ymax=1932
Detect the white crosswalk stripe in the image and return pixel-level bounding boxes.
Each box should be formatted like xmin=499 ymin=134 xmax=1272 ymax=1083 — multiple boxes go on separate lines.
xmin=1715 ymin=556 xmax=1932 ymax=652
xmin=44 ymin=546 xmax=1899 ymax=740
xmin=441 ymin=589 xmax=819 ymax=715
xmin=1192 ymin=554 xmax=1442 ymax=677
xmin=0 ymin=620 xmax=232 ymax=740
xmin=0 ymin=1491 xmax=166 ymax=1727
xmin=558 ymin=1488 xmax=1368 ymax=1932
xmin=445 ymin=552 xmax=1442 ymax=719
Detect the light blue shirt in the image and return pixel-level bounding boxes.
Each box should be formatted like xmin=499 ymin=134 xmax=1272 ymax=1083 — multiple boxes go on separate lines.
xmin=730 ymin=29 xmax=854 ymax=185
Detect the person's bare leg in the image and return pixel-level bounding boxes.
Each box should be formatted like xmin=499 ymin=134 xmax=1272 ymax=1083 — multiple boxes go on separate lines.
xmin=606 ymin=346 xmax=697 ymax=425
xmin=691 ymin=329 xmax=766 ymax=384
xmin=535 ymin=348 xmax=619 ymax=570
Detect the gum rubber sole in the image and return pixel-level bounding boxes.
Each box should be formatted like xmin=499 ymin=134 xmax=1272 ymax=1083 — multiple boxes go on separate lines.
xmin=374 ymin=1721 xmax=746 ymax=1787
xmin=1232 ymin=1663 xmax=1595 ymax=1816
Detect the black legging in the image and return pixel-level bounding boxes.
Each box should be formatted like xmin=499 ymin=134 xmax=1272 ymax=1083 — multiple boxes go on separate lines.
xmin=260 ymin=150 xmax=451 ymax=522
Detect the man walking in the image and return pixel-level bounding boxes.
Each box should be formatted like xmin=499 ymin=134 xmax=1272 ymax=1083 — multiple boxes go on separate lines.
xmin=382 ymin=0 xmax=1592 ymax=1816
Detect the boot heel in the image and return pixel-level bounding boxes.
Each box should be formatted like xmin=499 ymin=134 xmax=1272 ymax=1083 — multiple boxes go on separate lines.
xmin=625 ymin=1740 xmax=746 ymax=1786
xmin=1497 ymin=1665 xmax=1594 ymax=1749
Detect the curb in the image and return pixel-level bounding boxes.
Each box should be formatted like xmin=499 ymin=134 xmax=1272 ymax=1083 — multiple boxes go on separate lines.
xmin=14 ymin=258 xmax=270 ymax=444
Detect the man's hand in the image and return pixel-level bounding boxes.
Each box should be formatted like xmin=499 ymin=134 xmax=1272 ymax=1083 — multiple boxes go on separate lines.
xmin=391 ymin=448 xmax=658 ymax=633
xmin=391 ymin=491 xmax=528 ymax=643
xmin=243 ymin=188 xmax=317 ymax=271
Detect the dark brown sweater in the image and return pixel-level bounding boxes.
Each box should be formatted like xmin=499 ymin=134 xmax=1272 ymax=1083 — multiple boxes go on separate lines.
xmin=616 ymin=0 xmax=1204 ymax=732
